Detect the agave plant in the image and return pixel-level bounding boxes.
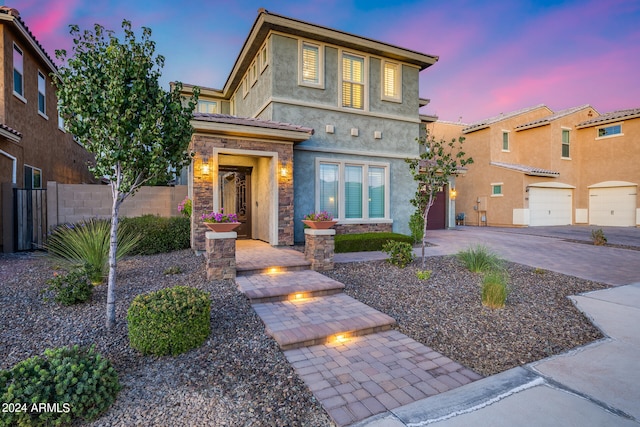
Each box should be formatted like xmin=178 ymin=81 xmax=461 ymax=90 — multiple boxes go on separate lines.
xmin=46 ymin=219 xmax=141 ymax=284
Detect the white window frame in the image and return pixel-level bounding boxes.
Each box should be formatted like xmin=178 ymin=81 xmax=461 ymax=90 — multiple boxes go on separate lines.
xmin=315 ymin=158 xmax=391 ymax=222
xmin=13 ymin=43 xmax=26 ymax=102
xmin=24 ymin=164 xmax=42 ymax=189
xmin=242 ymin=74 xmax=249 ymax=98
xmin=299 ymin=40 xmax=324 ymax=88
xmin=491 ymin=182 xmax=503 ymax=197
xmin=340 ymin=50 xmax=368 ymax=111
xmin=596 ymin=122 xmax=623 ymax=140
xmin=561 ymin=127 xmax=571 ymax=159
xmin=38 ymin=70 xmax=48 ymax=119
xmin=501 ymin=131 xmax=510 ymax=152
xmin=381 ymin=60 xmax=402 ymax=102
xmin=250 ymin=60 xmax=258 ymax=86
xmin=260 ymin=40 xmax=269 ymax=73
xmin=197 ymin=100 xmax=219 ymax=114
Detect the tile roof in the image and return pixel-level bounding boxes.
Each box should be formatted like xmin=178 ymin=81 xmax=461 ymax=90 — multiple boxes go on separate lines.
xmin=0 ymin=7 xmax=58 ymax=71
xmin=462 ymin=104 xmax=548 ymax=133
xmin=192 ymin=113 xmax=314 ymax=135
xmin=0 ymin=123 xmax=23 ymax=138
xmin=515 ymin=104 xmax=593 ymax=130
xmin=576 ymin=107 xmax=640 ymax=128
xmin=491 ymin=161 xmax=560 ymax=177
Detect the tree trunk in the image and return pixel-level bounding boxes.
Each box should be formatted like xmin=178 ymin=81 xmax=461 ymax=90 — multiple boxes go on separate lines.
xmin=420 ymin=192 xmax=435 ymax=270
xmin=106 ymin=187 xmax=121 ymax=330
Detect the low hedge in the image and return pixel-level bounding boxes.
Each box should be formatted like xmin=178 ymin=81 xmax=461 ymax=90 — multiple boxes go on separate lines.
xmin=127 ymin=286 xmax=211 ymax=356
xmin=0 ymin=345 xmax=120 ymax=427
xmin=120 ymin=215 xmax=190 ymax=255
xmin=334 ymin=232 xmax=413 ymax=253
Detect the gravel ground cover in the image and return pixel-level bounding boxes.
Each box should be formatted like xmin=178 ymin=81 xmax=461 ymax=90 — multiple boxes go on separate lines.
xmin=324 ymin=256 xmax=610 ymax=376
xmin=0 ymin=250 xmax=332 ymax=427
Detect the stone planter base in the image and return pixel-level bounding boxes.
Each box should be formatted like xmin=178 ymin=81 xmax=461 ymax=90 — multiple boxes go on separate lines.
xmin=205 ymin=231 xmax=237 ymax=280
xmin=304 ymin=228 xmax=335 ymax=271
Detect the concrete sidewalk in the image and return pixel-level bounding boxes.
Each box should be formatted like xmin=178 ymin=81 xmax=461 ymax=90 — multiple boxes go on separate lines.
xmin=350 ymin=226 xmax=640 ymax=426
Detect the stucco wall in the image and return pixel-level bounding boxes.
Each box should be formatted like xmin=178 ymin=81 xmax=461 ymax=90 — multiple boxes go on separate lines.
xmin=47 ymin=182 xmax=187 ymax=226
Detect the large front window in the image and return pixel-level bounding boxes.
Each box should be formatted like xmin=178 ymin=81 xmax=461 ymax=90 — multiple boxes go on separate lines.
xmin=318 ymin=160 xmax=388 ymax=220
xmin=342 ymin=53 xmax=365 ymax=109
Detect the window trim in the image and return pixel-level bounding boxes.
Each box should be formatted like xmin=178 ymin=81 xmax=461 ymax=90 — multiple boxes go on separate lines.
xmin=37 ymin=70 xmax=48 ymax=119
xmin=381 ymin=60 xmax=402 ymax=102
xmin=561 ymin=127 xmax=571 ymax=159
xmin=13 ymin=43 xmax=26 ymax=102
xmin=197 ymin=100 xmax=219 ymax=114
xmin=242 ymin=74 xmax=249 ymax=98
xmin=491 ymin=183 xmax=503 ymax=197
xmin=24 ymin=164 xmax=42 ymax=189
xmin=501 ymin=131 xmax=510 ymax=152
xmin=596 ymin=122 xmax=623 ymax=140
xmin=340 ymin=50 xmax=368 ymax=111
xmin=299 ymin=40 xmax=324 ymax=88
xmin=250 ymin=60 xmax=258 ymax=86
xmin=316 ymin=158 xmax=390 ymax=222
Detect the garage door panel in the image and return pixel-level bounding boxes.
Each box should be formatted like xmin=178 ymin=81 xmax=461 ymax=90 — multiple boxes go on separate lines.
xmin=529 ymin=188 xmax=572 ymax=226
xmin=589 ymin=186 xmax=636 ymax=227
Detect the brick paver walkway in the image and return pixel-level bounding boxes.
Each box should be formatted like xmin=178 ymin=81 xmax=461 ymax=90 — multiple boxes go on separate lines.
xmin=235 ymin=240 xmax=482 ymax=426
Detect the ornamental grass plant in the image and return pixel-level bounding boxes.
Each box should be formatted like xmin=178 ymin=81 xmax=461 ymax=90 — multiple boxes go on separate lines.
xmin=481 ymin=270 xmax=510 ymax=308
xmin=456 ymin=244 xmax=503 ymax=273
xmin=46 ymin=219 xmax=141 ymax=284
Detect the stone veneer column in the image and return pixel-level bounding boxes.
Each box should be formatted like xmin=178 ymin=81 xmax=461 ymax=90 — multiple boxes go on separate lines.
xmin=304 ymin=228 xmax=335 ymax=271
xmin=205 ymin=231 xmax=237 ymax=280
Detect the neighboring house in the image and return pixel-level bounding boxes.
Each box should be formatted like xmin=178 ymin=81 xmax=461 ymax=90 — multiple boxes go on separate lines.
xmin=182 ymin=9 xmax=444 ymax=250
xmin=427 ymin=105 xmax=640 ymax=228
xmin=0 ymin=7 xmax=95 ymax=252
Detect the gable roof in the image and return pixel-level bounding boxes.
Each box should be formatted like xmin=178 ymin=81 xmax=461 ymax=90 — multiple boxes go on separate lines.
xmin=222 ymin=9 xmax=438 ymax=97
xmin=462 ymin=104 xmax=549 ymax=134
xmin=515 ymin=104 xmax=595 ymax=131
xmin=576 ymin=107 xmax=640 ymax=129
xmin=0 ymin=7 xmax=58 ymax=73
xmin=491 ymin=161 xmax=560 ymax=177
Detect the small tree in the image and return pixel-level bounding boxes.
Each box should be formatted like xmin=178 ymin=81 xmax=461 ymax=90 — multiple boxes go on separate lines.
xmin=406 ymin=133 xmax=473 ymax=269
xmin=53 ymin=21 xmax=199 ymax=329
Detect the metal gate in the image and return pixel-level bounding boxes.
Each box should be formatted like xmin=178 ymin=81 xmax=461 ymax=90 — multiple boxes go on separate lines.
xmin=13 ymin=188 xmax=47 ymax=251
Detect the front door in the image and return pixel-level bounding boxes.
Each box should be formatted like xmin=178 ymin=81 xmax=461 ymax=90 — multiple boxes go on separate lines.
xmin=218 ymin=166 xmax=252 ymax=239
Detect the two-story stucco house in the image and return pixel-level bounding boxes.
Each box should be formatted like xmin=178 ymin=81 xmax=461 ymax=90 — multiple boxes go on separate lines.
xmin=183 ymin=9 xmax=442 ymax=250
xmin=0 ymin=7 xmax=95 ymax=252
xmin=428 ymin=105 xmax=640 ymax=228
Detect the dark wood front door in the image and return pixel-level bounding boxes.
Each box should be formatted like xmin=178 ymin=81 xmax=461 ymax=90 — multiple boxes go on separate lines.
xmin=218 ymin=166 xmax=252 ymax=239
xmin=427 ymin=188 xmax=446 ymax=230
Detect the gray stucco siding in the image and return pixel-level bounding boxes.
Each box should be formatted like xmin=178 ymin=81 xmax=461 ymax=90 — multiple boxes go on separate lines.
xmin=232 ymin=38 xmax=273 ymax=118
xmin=369 ymin=59 xmax=420 ymax=117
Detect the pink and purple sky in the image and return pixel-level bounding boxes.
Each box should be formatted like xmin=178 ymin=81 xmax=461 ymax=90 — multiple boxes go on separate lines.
xmin=15 ymin=0 xmax=640 ymax=123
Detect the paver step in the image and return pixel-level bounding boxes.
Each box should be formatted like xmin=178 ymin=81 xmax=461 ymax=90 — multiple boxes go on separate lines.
xmin=236 ymin=270 xmax=345 ymax=303
xmin=284 ymin=330 xmax=482 ymax=427
xmin=236 ymin=260 xmax=311 ymax=276
xmin=253 ymin=293 xmax=396 ymax=350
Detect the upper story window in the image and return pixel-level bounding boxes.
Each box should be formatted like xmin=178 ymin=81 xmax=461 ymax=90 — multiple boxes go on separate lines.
xmin=38 ymin=71 xmax=47 ymax=117
xmin=197 ymin=100 xmax=218 ymax=114
xmin=597 ymin=124 xmax=622 ymax=138
xmin=242 ymin=74 xmax=249 ymax=98
xmin=300 ymin=41 xmax=323 ymax=87
xmin=382 ymin=60 xmax=401 ymax=102
xmin=502 ymin=131 xmax=510 ymax=151
xmin=491 ymin=183 xmax=503 ymax=196
xmin=260 ymin=41 xmax=269 ymax=73
xmin=561 ymin=129 xmax=570 ymax=158
xmin=342 ymin=53 xmax=365 ymax=110
xmin=250 ymin=60 xmax=258 ymax=86
xmin=13 ymin=44 xmax=24 ymax=98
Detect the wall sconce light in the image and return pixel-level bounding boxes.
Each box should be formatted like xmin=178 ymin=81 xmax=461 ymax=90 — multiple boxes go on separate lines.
xmin=201 ymin=157 xmax=210 ymax=175
xmin=450 ymin=188 xmax=457 ymax=200
xmin=280 ymin=167 xmax=288 ymax=177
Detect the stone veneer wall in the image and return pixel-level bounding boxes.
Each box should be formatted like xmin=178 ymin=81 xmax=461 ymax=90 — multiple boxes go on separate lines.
xmin=333 ymin=223 xmax=393 ymax=235
xmin=191 ymin=134 xmax=294 ymax=252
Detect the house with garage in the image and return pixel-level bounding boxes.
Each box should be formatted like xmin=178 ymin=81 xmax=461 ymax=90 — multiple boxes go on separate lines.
xmin=182 ymin=9 xmax=448 ymax=251
xmin=0 ymin=7 xmax=95 ymax=252
xmin=427 ymin=105 xmax=640 ymax=227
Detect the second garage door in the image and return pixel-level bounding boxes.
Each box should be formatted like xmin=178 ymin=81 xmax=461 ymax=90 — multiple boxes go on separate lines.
xmin=589 ymin=184 xmax=637 ymax=227
xmin=529 ymin=187 xmax=573 ymax=226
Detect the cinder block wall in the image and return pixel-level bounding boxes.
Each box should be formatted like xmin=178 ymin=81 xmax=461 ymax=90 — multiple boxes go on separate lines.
xmin=47 ymin=182 xmax=188 ymax=227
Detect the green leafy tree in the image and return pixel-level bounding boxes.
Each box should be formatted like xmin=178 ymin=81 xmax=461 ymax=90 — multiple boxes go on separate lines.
xmin=406 ymin=133 xmax=473 ymax=269
xmin=53 ymin=21 xmax=199 ymax=329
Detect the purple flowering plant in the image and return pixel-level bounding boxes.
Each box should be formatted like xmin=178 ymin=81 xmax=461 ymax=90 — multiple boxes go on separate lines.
xmin=304 ymin=211 xmax=334 ymax=221
xmin=201 ymin=209 xmax=239 ymax=223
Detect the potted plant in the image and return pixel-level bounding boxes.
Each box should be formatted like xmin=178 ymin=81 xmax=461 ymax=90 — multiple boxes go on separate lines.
xmin=201 ymin=209 xmax=240 ymax=232
xmin=302 ymin=211 xmax=338 ymax=229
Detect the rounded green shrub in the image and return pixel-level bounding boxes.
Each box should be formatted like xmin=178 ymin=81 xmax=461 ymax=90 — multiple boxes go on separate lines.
xmin=127 ymin=286 xmax=211 ymax=356
xmin=0 ymin=345 xmax=120 ymax=427
xmin=381 ymin=240 xmax=416 ymax=268
xmin=44 ymin=267 xmax=93 ymax=305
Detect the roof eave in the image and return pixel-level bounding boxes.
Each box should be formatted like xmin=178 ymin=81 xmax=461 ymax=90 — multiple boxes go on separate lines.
xmin=191 ymin=119 xmax=313 ymax=143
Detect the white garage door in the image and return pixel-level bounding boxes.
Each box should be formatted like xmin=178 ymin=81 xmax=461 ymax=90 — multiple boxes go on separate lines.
xmin=529 ymin=187 xmax=572 ymax=226
xmin=589 ymin=186 xmax=637 ymax=226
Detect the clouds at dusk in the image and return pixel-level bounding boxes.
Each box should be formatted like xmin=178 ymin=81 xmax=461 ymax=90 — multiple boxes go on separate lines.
xmin=16 ymin=0 xmax=640 ymax=123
